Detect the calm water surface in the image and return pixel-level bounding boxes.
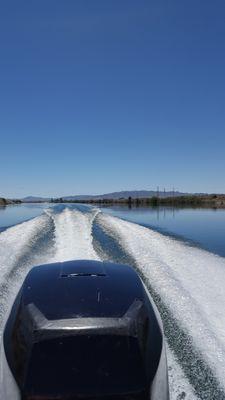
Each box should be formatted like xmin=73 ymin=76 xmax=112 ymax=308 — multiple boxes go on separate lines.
xmin=101 ymin=205 xmax=225 ymax=258
xmin=1 ymin=203 xmax=225 ymax=258
xmin=0 ymin=203 xmax=49 ymax=230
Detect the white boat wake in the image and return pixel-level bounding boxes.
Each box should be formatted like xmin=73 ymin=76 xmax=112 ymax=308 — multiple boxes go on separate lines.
xmin=0 ymin=213 xmax=51 ymax=285
xmin=49 ymin=207 xmax=99 ymax=262
xmin=0 ymin=205 xmax=225 ymax=399
xmin=0 ymin=213 xmax=54 ymax=326
xmin=96 ymin=212 xmax=225 ymax=399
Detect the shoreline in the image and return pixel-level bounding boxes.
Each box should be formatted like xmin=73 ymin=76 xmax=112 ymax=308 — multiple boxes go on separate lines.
xmin=47 ymin=194 xmax=225 ymax=209
xmin=2 ymin=194 xmax=225 ymax=209
xmin=0 ymin=198 xmax=21 ymax=206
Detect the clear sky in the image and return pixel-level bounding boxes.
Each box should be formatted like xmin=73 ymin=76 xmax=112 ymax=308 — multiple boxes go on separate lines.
xmin=0 ymin=0 xmax=225 ymax=197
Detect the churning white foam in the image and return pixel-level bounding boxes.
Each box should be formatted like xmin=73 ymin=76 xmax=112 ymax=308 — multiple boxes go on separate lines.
xmin=51 ymin=207 xmax=99 ymax=262
xmin=97 ymin=212 xmax=225 ymax=391
xmin=167 ymin=346 xmax=198 ymax=400
xmin=0 ymin=213 xmax=55 ymax=337
xmin=0 ymin=214 xmax=52 ymax=286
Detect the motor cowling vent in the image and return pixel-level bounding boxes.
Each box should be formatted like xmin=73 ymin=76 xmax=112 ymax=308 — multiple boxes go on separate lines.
xmin=61 ymin=272 xmax=106 ymax=278
xmin=60 ymin=261 xmax=106 ymax=278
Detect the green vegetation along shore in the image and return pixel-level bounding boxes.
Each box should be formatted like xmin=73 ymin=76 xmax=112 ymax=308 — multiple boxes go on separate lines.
xmin=51 ymin=194 xmax=225 ymax=208
xmin=0 ymin=198 xmax=21 ymax=206
xmin=2 ymin=194 xmax=225 ymax=208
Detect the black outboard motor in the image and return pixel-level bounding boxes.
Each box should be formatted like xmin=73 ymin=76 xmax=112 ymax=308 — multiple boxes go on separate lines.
xmin=1 ymin=260 xmax=169 ymax=399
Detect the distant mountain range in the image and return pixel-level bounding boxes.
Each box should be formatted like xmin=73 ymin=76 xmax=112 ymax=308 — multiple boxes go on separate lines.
xmin=22 ymin=190 xmax=191 ymax=202
xmin=22 ymin=196 xmax=51 ymax=202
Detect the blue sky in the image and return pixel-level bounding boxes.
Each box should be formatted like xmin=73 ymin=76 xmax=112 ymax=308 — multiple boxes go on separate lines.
xmin=0 ymin=0 xmax=225 ymax=197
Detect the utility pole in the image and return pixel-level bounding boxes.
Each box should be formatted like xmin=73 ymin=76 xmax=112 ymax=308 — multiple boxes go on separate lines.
xmin=172 ymin=187 xmax=175 ymax=217
xmin=157 ymin=186 xmax=159 ymax=199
